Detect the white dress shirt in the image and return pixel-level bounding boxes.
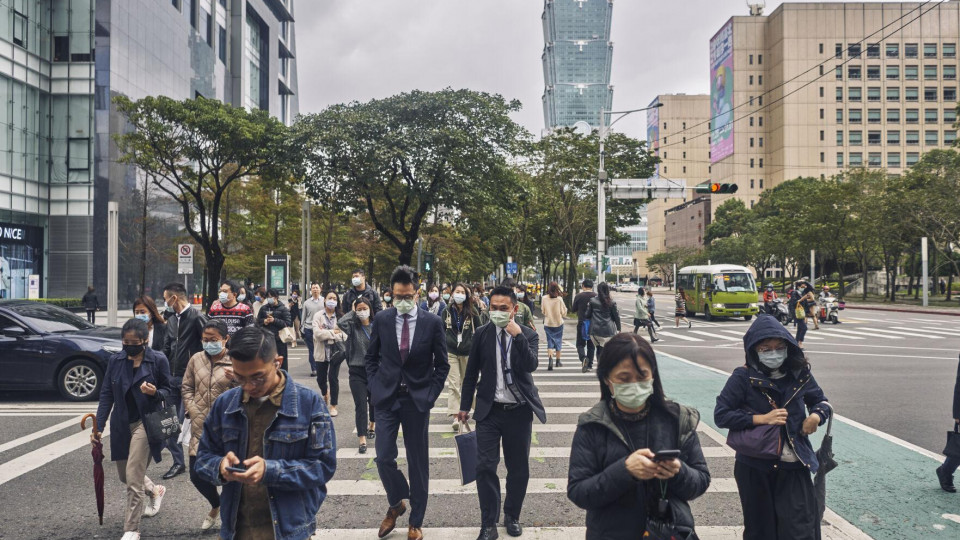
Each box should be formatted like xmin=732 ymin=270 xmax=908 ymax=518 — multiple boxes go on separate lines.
xmin=494 ymin=327 xmax=516 ymax=403
xmin=395 ymin=304 xmax=419 ymax=352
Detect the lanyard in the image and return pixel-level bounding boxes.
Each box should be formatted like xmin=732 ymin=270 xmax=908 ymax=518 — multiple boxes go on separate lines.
xmin=360 ymin=324 xmax=371 ymax=340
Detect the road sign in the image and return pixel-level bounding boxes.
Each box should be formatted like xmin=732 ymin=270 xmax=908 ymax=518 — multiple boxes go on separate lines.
xmin=178 ymin=244 xmax=194 ymax=275
xmin=506 ymin=262 xmax=518 ymax=275
xmin=609 ymin=177 xmax=687 ymax=200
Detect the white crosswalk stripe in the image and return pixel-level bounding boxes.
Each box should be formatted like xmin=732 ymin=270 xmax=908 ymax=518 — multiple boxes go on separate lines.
xmin=891 ymin=326 xmax=956 ymax=337
xmin=863 ymin=327 xmax=942 ymax=339
xmin=823 ymin=328 xmax=902 ymax=340
xmin=656 ymin=330 xmax=704 ymax=342
xmin=689 ymin=330 xmax=741 ymax=342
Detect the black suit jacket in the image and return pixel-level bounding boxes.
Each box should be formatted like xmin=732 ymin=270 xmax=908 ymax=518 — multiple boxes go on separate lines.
xmin=365 ymin=307 xmax=450 ymax=413
xmin=162 ymin=307 xmax=206 ymax=378
xmin=460 ymin=322 xmax=546 ymax=424
xmin=149 ymin=321 xmax=166 ymax=352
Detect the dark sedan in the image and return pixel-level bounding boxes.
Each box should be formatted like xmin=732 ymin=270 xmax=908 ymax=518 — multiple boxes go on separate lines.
xmin=0 ymin=300 xmax=122 ymax=401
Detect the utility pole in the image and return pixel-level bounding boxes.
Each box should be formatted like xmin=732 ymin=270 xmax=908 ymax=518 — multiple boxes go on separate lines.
xmin=922 ymin=237 xmax=929 ymax=307
xmin=107 ymin=202 xmax=118 ymax=327
xmin=301 ymin=200 xmax=311 ymax=292
xmin=810 ymin=250 xmax=816 ymax=286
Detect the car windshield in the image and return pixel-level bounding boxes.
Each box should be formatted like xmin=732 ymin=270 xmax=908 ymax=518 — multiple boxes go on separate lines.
xmin=8 ymin=303 xmax=95 ymax=333
xmin=712 ymin=272 xmax=755 ymax=293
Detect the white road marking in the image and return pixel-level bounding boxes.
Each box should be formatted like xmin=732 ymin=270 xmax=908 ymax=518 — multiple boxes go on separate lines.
xmin=0 ymin=416 xmax=81 ymax=453
xmin=324 ymin=477 xmax=738 ymax=496
xmin=861 ymin=327 xmax=942 ymax=339
xmin=891 ymin=326 xmax=957 ymax=337
xmin=655 ymin=331 xmax=704 ymax=342
xmin=820 ymin=328 xmax=899 ymax=339
xmin=689 ymin=330 xmax=742 ymax=342
xmin=335 ymin=445 xmax=734 ymax=459
xmin=0 ymin=425 xmax=110 ymax=486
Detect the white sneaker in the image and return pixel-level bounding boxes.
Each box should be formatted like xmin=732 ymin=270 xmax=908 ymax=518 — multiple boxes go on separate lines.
xmin=120 ymin=532 xmax=140 ymax=540
xmin=201 ymin=513 xmax=221 ymax=531
xmin=142 ymin=485 xmax=165 ymax=517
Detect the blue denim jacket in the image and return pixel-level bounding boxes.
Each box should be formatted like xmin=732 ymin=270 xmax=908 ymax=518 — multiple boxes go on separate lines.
xmin=196 ymin=371 xmax=337 ymax=540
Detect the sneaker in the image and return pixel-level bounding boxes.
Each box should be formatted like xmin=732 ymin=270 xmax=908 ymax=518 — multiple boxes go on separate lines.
xmin=143 ymin=485 xmax=165 ymax=517
xmin=120 ymin=532 xmax=140 ymax=540
xmin=581 ymin=359 xmax=589 ymax=373
xmin=201 ymin=512 xmax=221 ymax=531
xmin=310 ymin=370 xmax=317 ymax=377
xmin=687 ymin=320 xmax=692 ymax=328
xmin=330 ymin=406 xmax=338 ymax=417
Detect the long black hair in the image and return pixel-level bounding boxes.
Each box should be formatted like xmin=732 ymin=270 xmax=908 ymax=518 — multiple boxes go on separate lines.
xmin=451 ymin=282 xmax=475 ymax=315
xmin=596 ymin=332 xmax=667 ymax=410
xmin=596 ymin=282 xmax=613 ymax=308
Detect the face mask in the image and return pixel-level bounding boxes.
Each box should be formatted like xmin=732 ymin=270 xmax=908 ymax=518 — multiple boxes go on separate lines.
xmin=255 ymin=296 xmax=262 ymax=302
xmin=757 ymin=348 xmax=788 ymax=370
xmin=517 ymin=292 xmax=526 ymax=299
xmin=325 ymin=300 xmax=338 ymax=309
xmin=428 ymin=292 xmax=439 ymax=301
xmin=453 ymin=293 xmax=466 ymax=304
xmin=611 ymin=380 xmax=655 ymax=409
xmin=123 ymin=343 xmax=145 ymax=357
xmin=238 ymin=294 xmax=246 ymax=302
xmin=134 ymin=314 xmax=151 ymax=323
xmin=395 ymin=299 xmax=415 ymax=314
xmin=442 ymin=293 xmax=451 ymax=301
xmin=384 ymin=295 xmax=392 ymax=303
xmin=266 ymin=298 xmax=275 ymax=306
xmin=352 ymin=277 xmax=363 ymax=287
xmin=356 ymin=310 xmax=370 ymax=321
xmin=203 ymin=341 xmax=224 ymax=356
xmin=489 ymin=310 xmax=511 ymax=328
xmin=219 ymin=292 xmax=229 ymax=303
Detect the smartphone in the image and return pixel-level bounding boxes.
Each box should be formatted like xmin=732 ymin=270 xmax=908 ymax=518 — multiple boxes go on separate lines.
xmin=653 ymin=449 xmax=681 ymax=462
xmin=225 ymin=465 xmax=247 ymax=474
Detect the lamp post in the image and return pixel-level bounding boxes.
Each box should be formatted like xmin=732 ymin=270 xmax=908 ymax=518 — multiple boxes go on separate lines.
xmin=597 ymin=102 xmax=663 ymax=284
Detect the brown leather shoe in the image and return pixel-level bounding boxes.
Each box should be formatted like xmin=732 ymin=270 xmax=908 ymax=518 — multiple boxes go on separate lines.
xmin=407 ymin=526 xmax=423 ymax=539
xmin=377 ymin=501 xmax=406 ymax=538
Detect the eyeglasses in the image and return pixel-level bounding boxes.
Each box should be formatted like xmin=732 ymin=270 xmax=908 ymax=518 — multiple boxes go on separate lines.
xmin=393 ymin=294 xmax=416 ymax=302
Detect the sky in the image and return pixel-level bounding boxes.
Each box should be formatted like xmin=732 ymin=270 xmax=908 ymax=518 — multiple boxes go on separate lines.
xmin=294 ymin=1 xmax=901 ymax=140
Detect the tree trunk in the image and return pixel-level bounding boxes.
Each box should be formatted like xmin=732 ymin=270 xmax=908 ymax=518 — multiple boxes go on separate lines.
xmin=948 ymin=273 xmax=954 ymax=302
xmin=139 ymin=180 xmax=148 ymax=295
xmin=204 ymin=251 xmax=225 ymax=311
xmin=861 ymin=255 xmax=868 ymax=300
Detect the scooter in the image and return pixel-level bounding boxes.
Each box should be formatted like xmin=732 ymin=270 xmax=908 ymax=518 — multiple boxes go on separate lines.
xmin=818 ymin=296 xmax=841 ymax=324
xmin=766 ymin=298 xmax=792 ymax=326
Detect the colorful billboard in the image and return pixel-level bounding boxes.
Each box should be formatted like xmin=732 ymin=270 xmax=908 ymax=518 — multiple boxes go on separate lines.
xmin=646 ymin=97 xmax=660 ymax=176
xmin=710 ymin=19 xmax=734 ymax=164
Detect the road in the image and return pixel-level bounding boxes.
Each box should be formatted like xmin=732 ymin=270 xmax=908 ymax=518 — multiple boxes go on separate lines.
xmin=0 ymin=296 xmax=957 ymax=539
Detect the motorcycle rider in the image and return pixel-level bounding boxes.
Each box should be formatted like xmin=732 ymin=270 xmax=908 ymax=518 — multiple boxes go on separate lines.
xmin=762 ymin=284 xmax=778 ymax=315
xmin=818 ymin=285 xmax=833 ymax=301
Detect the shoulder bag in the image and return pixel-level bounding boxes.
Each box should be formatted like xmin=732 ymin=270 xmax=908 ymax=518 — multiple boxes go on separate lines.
xmin=142 ymin=399 xmax=182 ymax=445
xmin=279 ymin=326 xmax=297 ymax=346
xmin=945 ymin=422 xmax=960 ymax=458
xmin=726 ymin=380 xmax=807 ymax=460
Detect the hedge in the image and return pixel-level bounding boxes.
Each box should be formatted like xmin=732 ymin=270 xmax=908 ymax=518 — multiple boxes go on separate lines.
xmin=31 ymin=298 xmax=84 ymax=308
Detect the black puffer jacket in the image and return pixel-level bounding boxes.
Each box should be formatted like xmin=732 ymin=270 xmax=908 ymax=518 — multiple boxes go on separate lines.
xmin=568 ymin=399 xmax=711 ymax=540
xmin=584 ymin=297 xmax=621 ymax=338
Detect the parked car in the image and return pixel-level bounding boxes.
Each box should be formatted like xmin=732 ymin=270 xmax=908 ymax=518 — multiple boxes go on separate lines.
xmin=0 ymin=300 xmax=122 ymax=401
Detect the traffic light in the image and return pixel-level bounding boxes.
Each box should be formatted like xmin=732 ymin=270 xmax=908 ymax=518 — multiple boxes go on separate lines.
xmin=423 ymin=252 xmax=435 ymax=273
xmin=694 ymin=182 xmax=739 ymax=194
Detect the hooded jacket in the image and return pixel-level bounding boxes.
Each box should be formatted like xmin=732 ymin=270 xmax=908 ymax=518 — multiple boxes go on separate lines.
xmin=714 ymin=314 xmax=831 ymax=473
xmin=568 ymin=399 xmax=710 ymax=540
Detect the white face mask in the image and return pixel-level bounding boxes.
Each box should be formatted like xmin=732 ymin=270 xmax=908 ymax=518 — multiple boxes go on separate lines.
xmin=237 ymin=294 xmax=246 ymax=302
xmin=352 ymin=277 xmax=363 ymax=287
xmin=517 ymin=291 xmax=526 ymax=299
xmin=452 ymin=293 xmax=467 ymax=304
xmin=356 ymin=310 xmax=370 ymax=321
xmin=428 ymin=292 xmax=440 ymax=300
xmin=325 ymin=300 xmax=338 ymax=310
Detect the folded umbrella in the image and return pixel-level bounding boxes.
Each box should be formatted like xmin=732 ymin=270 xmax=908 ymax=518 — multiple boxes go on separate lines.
xmin=80 ymin=413 xmax=105 ymax=526
xmin=813 ymin=402 xmax=837 ymax=524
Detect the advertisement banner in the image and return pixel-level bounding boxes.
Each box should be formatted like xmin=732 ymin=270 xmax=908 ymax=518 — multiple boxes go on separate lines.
xmin=710 ymin=19 xmax=734 ymax=164
xmin=265 ymin=254 xmax=289 ymax=294
xmin=0 ymin=222 xmax=44 ymax=299
xmin=646 ymin=97 xmax=660 ymax=176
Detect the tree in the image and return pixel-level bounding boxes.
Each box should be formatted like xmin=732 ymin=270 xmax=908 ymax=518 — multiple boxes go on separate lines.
xmin=296 ymin=88 xmax=527 ymax=267
xmin=114 ymin=96 xmax=294 ymax=308
xmin=905 ymin=149 xmax=960 ymax=299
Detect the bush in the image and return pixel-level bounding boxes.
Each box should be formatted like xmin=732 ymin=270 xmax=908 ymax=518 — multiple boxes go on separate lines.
xmin=32 ymin=298 xmax=83 ymax=308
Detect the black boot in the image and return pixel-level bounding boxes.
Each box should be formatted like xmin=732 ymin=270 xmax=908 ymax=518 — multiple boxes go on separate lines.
xmin=555 ymin=356 xmax=562 ymax=368
xmin=548 ymin=357 xmax=553 ymax=371
xmin=937 ymin=466 xmax=957 ymax=492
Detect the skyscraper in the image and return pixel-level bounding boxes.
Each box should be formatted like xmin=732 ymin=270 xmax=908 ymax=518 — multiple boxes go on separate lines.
xmin=0 ymin=0 xmax=298 ymax=300
xmin=541 ymin=0 xmax=614 ymax=132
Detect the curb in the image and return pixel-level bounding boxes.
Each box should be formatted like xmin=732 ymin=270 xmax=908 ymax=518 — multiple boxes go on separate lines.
xmin=843 ymin=304 xmax=960 ymax=317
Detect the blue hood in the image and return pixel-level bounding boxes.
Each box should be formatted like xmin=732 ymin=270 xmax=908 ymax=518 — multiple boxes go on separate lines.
xmin=742 ymin=314 xmax=801 ymax=370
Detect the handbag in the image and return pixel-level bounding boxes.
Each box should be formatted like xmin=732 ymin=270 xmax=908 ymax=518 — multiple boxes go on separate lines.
xmin=794 ymin=304 xmax=807 ymax=320
xmin=454 ymin=421 xmax=478 ymax=485
xmin=142 ymin=399 xmax=182 ymax=445
xmin=329 ymin=339 xmax=347 ymax=365
xmin=726 ymin=390 xmax=785 ymax=460
xmin=279 ymin=326 xmax=297 ymax=346
xmin=945 ymin=423 xmax=960 ymax=458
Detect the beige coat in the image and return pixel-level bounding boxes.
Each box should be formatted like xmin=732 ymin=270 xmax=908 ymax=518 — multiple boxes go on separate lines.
xmin=541 ymin=295 xmax=568 ymax=327
xmin=312 ymin=310 xmax=346 ymax=363
xmin=181 ymin=350 xmax=236 ymax=456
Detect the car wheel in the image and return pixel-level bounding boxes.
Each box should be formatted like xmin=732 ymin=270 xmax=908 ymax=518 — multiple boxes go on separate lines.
xmin=58 ymin=359 xmax=102 ymax=401
xmin=744 ymin=315 xmax=753 ymax=321
xmin=703 ymin=307 xmax=713 ymax=321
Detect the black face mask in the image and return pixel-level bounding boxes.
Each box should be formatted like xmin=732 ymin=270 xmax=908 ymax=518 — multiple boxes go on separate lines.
xmin=123 ymin=344 xmax=145 ymax=357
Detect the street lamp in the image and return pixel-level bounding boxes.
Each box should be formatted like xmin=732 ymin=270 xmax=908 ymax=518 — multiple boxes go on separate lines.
xmin=597 ymin=102 xmax=663 ymax=284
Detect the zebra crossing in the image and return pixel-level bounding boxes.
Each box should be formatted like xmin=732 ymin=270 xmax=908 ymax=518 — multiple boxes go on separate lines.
xmin=308 ymin=342 xmax=870 ymax=540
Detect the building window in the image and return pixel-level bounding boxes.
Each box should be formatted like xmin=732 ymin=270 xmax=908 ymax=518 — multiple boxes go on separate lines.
xmin=945 ymin=108 xmax=957 ymax=123
xmin=749 ymin=117 xmax=754 ymax=126
xmin=868 ymin=109 xmax=881 ymax=124
xmin=888 ymin=130 xmax=900 ymax=145
xmin=924 ymin=65 xmax=938 ymax=79
xmin=868 ymin=152 xmax=882 ymax=168
xmin=925 ymin=130 xmax=939 ymax=145
xmin=190 ymin=0 xmax=198 ymax=28
xmin=886 ymin=65 xmax=899 ymax=80
xmin=945 ymin=43 xmax=957 ymax=58
xmin=907 ymin=152 xmax=920 ymax=166
xmin=886 ymin=43 xmax=899 ymax=58
xmin=13 ymin=9 xmax=27 ymax=47
xmin=749 ymin=54 xmax=753 ymax=65
xmin=758 ymin=96 xmax=763 ymax=106
xmin=820 ymin=87 xmax=825 ymax=97
xmin=218 ymin=25 xmax=227 ymax=62
xmin=836 ymin=130 xmax=844 ymax=145
xmin=758 ymin=54 xmax=762 ymax=64
xmin=682 ymin=166 xmax=686 ymax=173
xmin=836 ymin=109 xmax=843 ymax=123
xmin=905 ymin=87 xmax=919 ymax=101
xmin=924 ymin=87 xmax=938 ymax=101
xmin=172 ymin=0 xmax=181 ymax=9
xmin=54 ymin=36 xmax=69 ymax=62
xmin=945 ymin=65 xmax=957 ymax=80
xmin=68 ymin=138 xmax=90 ymax=170
xmin=750 ymin=179 xmax=755 ymax=189
xmin=759 ymin=158 xmax=763 ymax=168
xmin=867 ymin=43 xmax=880 ymax=58
xmin=758 ymin=75 xmax=763 ymax=85
xmin=850 ymin=152 xmax=863 ymax=166
xmin=889 ymin=152 xmax=901 ymax=167
xmin=906 ymin=130 xmax=920 ymax=145
xmin=836 ymin=43 xmax=843 ymax=58
xmin=868 ymin=131 xmax=882 ymax=145
xmin=925 ymin=109 xmax=938 ymax=123
xmin=837 ymin=152 xmax=844 ymax=166
xmin=867 ymin=66 xmax=881 ymax=80
xmin=759 ymin=179 xmax=763 ymax=188
xmin=200 ymin=3 xmax=213 ymax=45
xmin=820 ymin=152 xmax=825 ymax=163
xmin=906 ymin=109 xmax=919 ymax=124
xmin=820 ymin=108 xmax=825 ymax=119
xmin=820 ymin=130 xmax=825 ymax=141
xmin=849 ymin=87 xmax=862 ymax=102
xmin=820 ymin=65 xmax=824 ymax=76
xmin=682 ymin=122 xmax=686 ymax=129
xmin=849 ymin=109 xmax=862 ymax=124
xmin=758 ymin=117 xmax=763 ymax=126
xmin=820 ymin=43 xmax=824 ymax=54
xmin=867 ymin=87 xmax=881 ymax=102
xmin=836 ymin=88 xmax=843 ymax=102
xmin=849 ymin=131 xmax=862 ymax=145
xmin=836 ymin=66 xmax=843 ymax=80
xmin=905 ymin=43 xmax=918 ymax=58
xmin=750 ymin=158 xmax=755 ymax=168
xmin=945 ymin=87 xmax=957 ymax=101
xmin=848 ymin=44 xmax=861 ymax=58
xmin=663 ymin=122 xmax=667 ymax=130
xmin=924 ymin=43 xmax=938 ymax=58
xmin=682 ymin=137 xmax=686 ymax=144
xmin=888 ymin=109 xmax=900 ymax=123
xmin=905 ymin=65 xmax=918 ymax=80
xmin=682 ymin=151 xmax=686 ymax=158
xmin=759 ymin=137 xmax=764 ymax=147
xmin=946 ymin=130 xmax=957 ymax=145
xmin=750 ymin=137 xmax=754 ymax=147
xmin=848 ymin=66 xmax=861 ymax=80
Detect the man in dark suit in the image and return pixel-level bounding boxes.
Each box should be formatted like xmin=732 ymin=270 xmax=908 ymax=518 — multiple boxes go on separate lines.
xmin=458 ymin=285 xmax=545 ymax=540
xmin=366 ymin=265 xmax=450 ymax=540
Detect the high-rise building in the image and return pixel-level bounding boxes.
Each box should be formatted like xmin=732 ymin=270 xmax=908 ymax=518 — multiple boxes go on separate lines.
xmin=541 ymin=0 xmax=614 ymax=132
xmin=707 ymin=1 xmax=960 ymax=210
xmin=0 ymin=0 xmax=297 ymax=300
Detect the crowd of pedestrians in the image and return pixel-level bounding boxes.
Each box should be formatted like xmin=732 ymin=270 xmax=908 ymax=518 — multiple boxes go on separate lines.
xmin=89 ymin=270 xmax=844 ymax=540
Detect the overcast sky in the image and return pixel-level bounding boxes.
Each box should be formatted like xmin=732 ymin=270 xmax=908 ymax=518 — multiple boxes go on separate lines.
xmin=295 ymin=1 xmax=899 ymax=140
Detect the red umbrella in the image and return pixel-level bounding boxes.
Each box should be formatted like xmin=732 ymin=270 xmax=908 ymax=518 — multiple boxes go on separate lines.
xmin=80 ymin=413 xmax=105 ymax=525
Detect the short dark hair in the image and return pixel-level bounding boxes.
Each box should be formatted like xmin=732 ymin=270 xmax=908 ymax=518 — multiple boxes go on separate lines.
xmin=582 ymin=279 xmax=594 ymax=289
xmin=220 ymin=280 xmax=240 ymax=294
xmin=489 ymin=286 xmax=517 ymax=305
xmin=163 ymin=282 xmax=187 ymax=297
xmin=352 ymin=269 xmax=365 ymax=276
xmin=597 ymin=333 xmax=666 ymax=408
xmin=268 ymin=289 xmax=281 ymax=299
xmin=228 ymin=327 xmax=277 ymax=363
xmin=121 ymin=318 xmax=149 ymax=341
xmin=354 ymin=297 xmax=373 ymax=311
xmin=500 ymin=278 xmax=517 ymax=289
xmin=202 ymin=319 xmax=229 ymax=339
xmin=390 ymin=265 xmax=417 ymax=289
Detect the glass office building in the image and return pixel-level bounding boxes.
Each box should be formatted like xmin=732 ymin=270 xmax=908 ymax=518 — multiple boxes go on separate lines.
xmin=0 ymin=0 xmax=297 ymax=300
xmin=541 ymin=0 xmax=614 ymax=131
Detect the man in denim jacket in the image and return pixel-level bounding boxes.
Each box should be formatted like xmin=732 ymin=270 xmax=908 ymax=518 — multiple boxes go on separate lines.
xmin=197 ymin=327 xmax=337 ymax=540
